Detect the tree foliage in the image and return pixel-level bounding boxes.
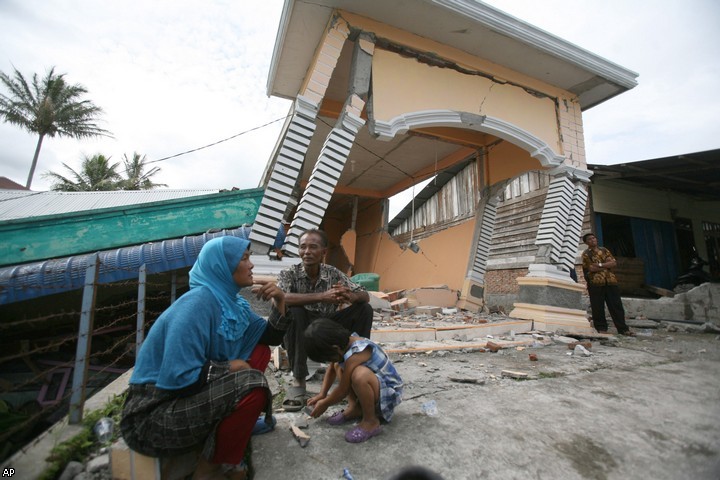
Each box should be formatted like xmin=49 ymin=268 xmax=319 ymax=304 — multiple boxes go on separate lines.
xmin=0 ymin=66 xmax=111 ymax=188
xmin=119 ymin=152 xmax=167 ymax=190
xmin=44 ymin=152 xmax=166 ymax=191
xmin=44 ymin=154 xmax=121 ymax=191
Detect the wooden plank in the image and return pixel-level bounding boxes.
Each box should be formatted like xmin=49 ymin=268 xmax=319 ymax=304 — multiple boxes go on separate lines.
xmin=643 ymin=284 xmax=675 ymax=297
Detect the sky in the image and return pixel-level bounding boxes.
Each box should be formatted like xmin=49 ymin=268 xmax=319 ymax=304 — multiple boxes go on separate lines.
xmin=1 ymin=0 xmax=719 ymax=214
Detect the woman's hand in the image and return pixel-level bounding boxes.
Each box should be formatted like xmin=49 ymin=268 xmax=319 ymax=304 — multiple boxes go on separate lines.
xmin=228 ymin=359 xmax=251 ymax=372
xmin=252 ymin=280 xmax=286 ymax=313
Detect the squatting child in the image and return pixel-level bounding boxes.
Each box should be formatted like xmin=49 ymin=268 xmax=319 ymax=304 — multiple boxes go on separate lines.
xmin=304 ymin=318 xmax=403 ymax=443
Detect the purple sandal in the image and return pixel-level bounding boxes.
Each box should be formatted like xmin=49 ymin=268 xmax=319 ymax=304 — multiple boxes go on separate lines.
xmin=344 ymin=425 xmax=383 ymax=443
xmin=327 ymin=410 xmax=360 ymax=426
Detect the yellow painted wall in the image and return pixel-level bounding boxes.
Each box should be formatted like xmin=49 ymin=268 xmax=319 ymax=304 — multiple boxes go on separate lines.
xmin=371 ymin=49 xmax=560 ymax=152
xmin=339 ymin=11 xmax=571 ymax=100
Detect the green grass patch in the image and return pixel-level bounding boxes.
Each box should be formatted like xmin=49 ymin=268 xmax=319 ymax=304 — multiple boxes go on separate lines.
xmin=40 ymin=392 xmax=126 ymax=480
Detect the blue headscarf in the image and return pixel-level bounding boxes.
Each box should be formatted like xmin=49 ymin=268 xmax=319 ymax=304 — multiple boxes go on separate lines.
xmin=189 ymin=236 xmax=252 ymax=341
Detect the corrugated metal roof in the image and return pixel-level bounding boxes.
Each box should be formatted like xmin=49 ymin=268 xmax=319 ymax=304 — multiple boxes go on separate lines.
xmin=0 ymin=225 xmax=300 ymax=305
xmin=0 ymin=189 xmax=221 ymax=222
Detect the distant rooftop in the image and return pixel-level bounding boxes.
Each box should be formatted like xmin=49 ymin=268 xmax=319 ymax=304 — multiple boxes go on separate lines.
xmin=0 ymin=177 xmax=28 ymax=191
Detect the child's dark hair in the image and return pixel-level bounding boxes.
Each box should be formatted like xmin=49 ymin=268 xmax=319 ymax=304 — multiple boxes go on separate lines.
xmin=304 ymin=318 xmax=351 ymax=363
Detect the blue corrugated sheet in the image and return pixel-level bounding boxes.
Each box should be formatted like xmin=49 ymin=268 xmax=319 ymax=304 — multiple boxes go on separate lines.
xmin=0 ymin=226 xmax=251 ymax=305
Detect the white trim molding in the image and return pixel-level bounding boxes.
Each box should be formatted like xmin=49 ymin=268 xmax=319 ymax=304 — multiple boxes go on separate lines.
xmin=372 ymin=109 xmax=564 ymax=167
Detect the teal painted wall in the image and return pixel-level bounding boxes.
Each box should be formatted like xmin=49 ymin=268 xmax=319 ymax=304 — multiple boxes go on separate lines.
xmin=0 ymin=188 xmax=263 ymax=267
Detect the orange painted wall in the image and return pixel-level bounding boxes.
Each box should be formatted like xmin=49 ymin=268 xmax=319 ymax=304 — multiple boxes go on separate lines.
xmin=371 ymin=49 xmax=560 ymax=152
xmin=354 ymin=216 xmax=477 ymax=292
xmin=488 ymin=141 xmax=543 ymax=184
xmin=339 ymin=11 xmax=571 ymax=100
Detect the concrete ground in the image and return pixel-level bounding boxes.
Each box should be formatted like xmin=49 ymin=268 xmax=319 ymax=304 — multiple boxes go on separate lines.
xmin=5 ymin=319 xmax=720 ymax=480
xmin=252 ymin=325 xmax=720 ymax=480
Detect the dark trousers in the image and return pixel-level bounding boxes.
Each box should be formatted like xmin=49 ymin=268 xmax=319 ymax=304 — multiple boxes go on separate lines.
xmin=588 ymin=284 xmax=629 ymax=333
xmin=284 ymin=302 xmax=373 ymax=380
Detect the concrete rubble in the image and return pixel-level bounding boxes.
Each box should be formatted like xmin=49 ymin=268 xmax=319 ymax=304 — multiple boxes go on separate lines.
xmin=623 ymin=283 xmax=719 ymax=324
xmin=7 ymin=287 xmax=720 ymax=480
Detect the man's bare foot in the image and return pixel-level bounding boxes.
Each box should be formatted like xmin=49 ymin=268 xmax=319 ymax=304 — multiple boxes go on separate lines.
xmin=224 ymin=466 xmax=248 ymax=480
xmin=192 ymin=458 xmax=224 ymax=480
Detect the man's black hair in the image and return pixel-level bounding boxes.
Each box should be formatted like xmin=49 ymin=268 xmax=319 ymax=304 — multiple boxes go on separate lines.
xmin=304 ymin=318 xmax=350 ymax=363
xmin=300 ymin=228 xmax=328 ymax=248
xmin=582 ymin=233 xmax=596 ymax=243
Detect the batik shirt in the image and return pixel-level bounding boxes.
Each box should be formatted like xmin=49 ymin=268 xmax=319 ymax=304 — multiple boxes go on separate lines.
xmin=341 ymin=336 xmax=404 ymax=422
xmin=582 ymin=247 xmax=619 ymax=286
xmin=277 ymin=263 xmax=366 ymax=317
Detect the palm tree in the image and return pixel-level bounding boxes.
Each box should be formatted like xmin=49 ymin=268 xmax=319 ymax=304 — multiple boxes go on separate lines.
xmin=44 ymin=154 xmax=121 ymax=191
xmin=0 ymin=66 xmax=111 ymax=189
xmin=119 ymin=152 xmax=167 ymax=190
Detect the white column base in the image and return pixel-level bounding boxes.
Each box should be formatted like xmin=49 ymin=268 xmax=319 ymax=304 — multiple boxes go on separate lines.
xmin=509 ymin=302 xmax=594 ymax=334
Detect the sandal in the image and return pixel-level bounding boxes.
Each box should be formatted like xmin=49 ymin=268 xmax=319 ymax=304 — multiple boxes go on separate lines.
xmin=221 ymin=460 xmax=248 ymax=480
xmin=282 ymin=385 xmax=307 ymax=412
xmin=251 ymin=414 xmax=276 ymax=435
xmin=344 ymin=425 xmax=383 ymax=443
xmin=327 ymin=410 xmax=360 ymax=426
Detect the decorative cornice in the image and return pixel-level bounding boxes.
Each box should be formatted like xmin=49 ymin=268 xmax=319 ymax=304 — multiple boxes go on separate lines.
xmin=480 ymin=116 xmax=564 ymax=167
xmin=547 ymin=164 xmax=593 ymax=183
xmin=372 ymin=110 xmax=465 ymax=139
xmin=340 ymin=110 xmax=366 ymax=134
xmin=372 ymin=109 xmax=564 ymax=167
xmin=295 ymin=95 xmax=320 ymax=118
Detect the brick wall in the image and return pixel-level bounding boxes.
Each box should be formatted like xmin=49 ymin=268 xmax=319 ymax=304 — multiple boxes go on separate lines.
xmin=485 ymin=268 xmax=528 ymax=294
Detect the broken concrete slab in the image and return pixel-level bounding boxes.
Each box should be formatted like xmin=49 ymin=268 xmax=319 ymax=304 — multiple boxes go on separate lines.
xmin=415 ymin=305 xmax=442 ymax=316
xmin=368 ymin=291 xmax=391 ymax=310
xmin=434 ymin=320 xmax=532 ymax=341
xmin=390 ymin=298 xmax=408 ymax=311
xmin=623 ymin=283 xmax=720 ymax=324
xmin=290 ymin=425 xmax=310 ymax=448
xmin=405 ymin=285 xmax=459 ymax=308
xmin=372 ymin=328 xmax=437 ymax=343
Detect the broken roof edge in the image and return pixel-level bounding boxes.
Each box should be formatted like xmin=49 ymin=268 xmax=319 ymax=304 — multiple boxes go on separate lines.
xmin=436 ymin=0 xmax=639 ymax=90
xmin=266 ymin=0 xmax=296 ymax=98
xmin=267 ymin=0 xmax=638 ymax=101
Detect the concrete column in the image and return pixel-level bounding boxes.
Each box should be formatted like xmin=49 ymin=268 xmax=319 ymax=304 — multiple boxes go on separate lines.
xmin=510 ymin=166 xmax=593 ymax=333
xmin=458 ymin=182 xmax=505 ymax=311
xmin=248 ymin=96 xmax=318 ymax=254
xmin=249 ymin=18 xmax=351 ymax=254
xmin=284 ymin=102 xmax=366 ymax=255
xmin=284 ymin=34 xmax=374 ymax=255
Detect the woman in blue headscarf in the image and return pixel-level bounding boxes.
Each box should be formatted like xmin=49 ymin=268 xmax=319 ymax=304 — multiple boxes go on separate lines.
xmin=121 ymin=236 xmax=290 ymax=479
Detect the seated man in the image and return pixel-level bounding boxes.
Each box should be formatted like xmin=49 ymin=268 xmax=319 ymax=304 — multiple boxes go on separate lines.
xmin=277 ymin=228 xmax=373 ymax=411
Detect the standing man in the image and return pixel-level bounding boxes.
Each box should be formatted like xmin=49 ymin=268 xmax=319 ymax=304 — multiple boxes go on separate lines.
xmin=277 ymin=228 xmax=373 ymax=411
xmin=581 ymin=233 xmax=635 ymax=336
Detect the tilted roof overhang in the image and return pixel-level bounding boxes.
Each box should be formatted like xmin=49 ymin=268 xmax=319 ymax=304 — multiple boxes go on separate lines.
xmin=588 ymin=148 xmax=720 ymax=202
xmin=268 ymin=0 xmax=638 ymax=110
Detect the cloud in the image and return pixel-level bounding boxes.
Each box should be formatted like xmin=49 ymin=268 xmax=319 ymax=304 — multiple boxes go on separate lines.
xmin=1 ymin=0 xmax=719 ymax=195
xmin=484 ymin=0 xmax=720 ymax=164
xmin=0 ymin=0 xmax=291 ymax=190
